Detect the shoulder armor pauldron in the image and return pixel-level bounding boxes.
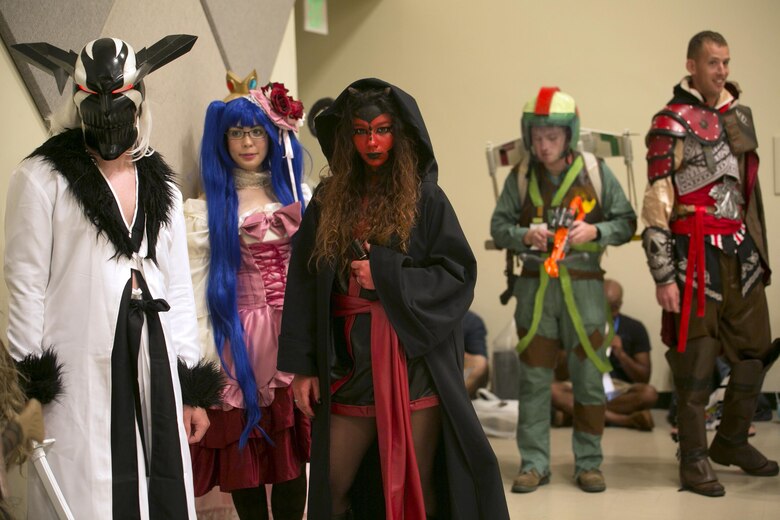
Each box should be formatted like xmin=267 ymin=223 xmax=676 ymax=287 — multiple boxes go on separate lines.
xmin=654 ymin=103 xmax=724 ymax=143
xmin=645 ymin=103 xmax=725 ymax=183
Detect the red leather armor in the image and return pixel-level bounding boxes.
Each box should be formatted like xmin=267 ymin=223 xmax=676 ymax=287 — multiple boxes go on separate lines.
xmin=646 ymin=134 xmax=677 ymax=182
xmin=664 ymin=104 xmax=724 ymax=141
xmin=646 ymin=103 xmax=726 ymax=183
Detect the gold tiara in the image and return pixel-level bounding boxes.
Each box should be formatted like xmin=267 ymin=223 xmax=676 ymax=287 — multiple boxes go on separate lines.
xmin=224 ymin=70 xmax=258 ymax=102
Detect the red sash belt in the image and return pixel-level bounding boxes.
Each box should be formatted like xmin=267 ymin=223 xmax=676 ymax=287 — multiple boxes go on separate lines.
xmin=669 ymin=208 xmax=738 ymax=352
xmin=331 ymin=290 xmax=426 ymax=520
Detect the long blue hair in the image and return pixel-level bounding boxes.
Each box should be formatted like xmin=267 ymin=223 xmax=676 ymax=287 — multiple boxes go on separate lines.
xmin=200 ymin=96 xmax=305 ymax=448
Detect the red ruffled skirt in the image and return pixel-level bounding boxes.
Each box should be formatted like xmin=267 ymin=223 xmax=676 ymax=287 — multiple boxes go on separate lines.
xmin=190 ymin=384 xmax=311 ymax=494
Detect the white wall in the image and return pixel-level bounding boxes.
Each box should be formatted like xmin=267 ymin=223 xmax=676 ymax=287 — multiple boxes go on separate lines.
xmin=295 ymin=0 xmax=780 ymax=391
xmin=0 ymin=41 xmax=47 ymax=340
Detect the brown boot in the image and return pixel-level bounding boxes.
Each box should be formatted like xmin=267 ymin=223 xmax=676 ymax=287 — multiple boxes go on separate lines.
xmin=709 ymin=359 xmax=779 ymax=476
xmin=667 ymin=341 xmax=725 ymax=497
xmin=678 ymin=448 xmax=724 ymax=497
xmin=511 ymin=469 xmax=550 ymax=493
xmin=576 ymin=469 xmax=606 ymax=493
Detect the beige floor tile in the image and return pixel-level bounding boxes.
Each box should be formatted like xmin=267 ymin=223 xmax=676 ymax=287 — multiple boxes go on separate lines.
xmin=490 ymin=410 xmax=780 ymax=520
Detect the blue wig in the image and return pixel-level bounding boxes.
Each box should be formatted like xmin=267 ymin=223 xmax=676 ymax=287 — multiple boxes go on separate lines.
xmin=200 ymin=96 xmax=305 ymax=448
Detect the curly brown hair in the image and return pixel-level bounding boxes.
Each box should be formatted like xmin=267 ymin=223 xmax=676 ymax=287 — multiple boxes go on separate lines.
xmin=0 ymin=341 xmax=28 ymax=466
xmin=312 ymin=89 xmax=421 ymax=270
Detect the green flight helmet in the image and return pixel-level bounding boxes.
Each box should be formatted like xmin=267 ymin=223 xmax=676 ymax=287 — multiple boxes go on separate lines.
xmin=521 ymin=86 xmax=580 ymax=156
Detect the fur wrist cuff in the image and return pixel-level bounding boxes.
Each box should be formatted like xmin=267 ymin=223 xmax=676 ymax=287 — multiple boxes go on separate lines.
xmin=177 ymin=359 xmax=225 ymax=408
xmin=15 ymin=348 xmax=64 ymax=404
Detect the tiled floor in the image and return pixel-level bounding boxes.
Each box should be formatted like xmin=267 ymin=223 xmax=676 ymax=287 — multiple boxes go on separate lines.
xmin=490 ymin=410 xmax=780 ymax=520
xmin=16 ymin=411 xmax=774 ymax=518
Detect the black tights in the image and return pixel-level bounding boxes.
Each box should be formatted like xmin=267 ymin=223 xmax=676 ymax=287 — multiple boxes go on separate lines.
xmin=230 ymin=468 xmax=308 ymax=520
xmin=329 ymin=406 xmax=441 ymax=517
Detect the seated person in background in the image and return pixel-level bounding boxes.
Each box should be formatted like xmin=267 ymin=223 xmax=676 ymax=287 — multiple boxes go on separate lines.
xmin=552 ymin=279 xmax=659 ymax=430
xmin=463 ymin=311 xmax=489 ymax=398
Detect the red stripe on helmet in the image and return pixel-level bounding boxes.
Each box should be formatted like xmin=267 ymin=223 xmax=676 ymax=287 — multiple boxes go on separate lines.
xmin=534 ymin=86 xmax=560 ymax=115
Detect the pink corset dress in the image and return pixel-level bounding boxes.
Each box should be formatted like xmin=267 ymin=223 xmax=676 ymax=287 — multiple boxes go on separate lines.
xmin=191 ymin=202 xmax=311 ymax=493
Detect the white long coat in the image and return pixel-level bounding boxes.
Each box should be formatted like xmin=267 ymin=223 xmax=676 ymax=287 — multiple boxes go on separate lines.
xmin=4 ymin=155 xmax=200 ymax=519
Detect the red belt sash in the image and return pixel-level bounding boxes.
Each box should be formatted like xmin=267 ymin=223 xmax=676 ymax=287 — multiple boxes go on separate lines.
xmin=670 ymin=208 xmax=706 ymax=352
xmin=331 ymin=288 xmax=426 ymax=520
xmin=669 ymin=209 xmax=740 ymax=352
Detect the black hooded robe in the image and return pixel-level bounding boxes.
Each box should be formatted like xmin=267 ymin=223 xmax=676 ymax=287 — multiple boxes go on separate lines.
xmin=278 ymin=78 xmax=509 ymax=519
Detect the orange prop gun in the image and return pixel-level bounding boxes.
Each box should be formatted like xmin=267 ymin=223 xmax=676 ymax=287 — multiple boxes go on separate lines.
xmin=544 ymin=195 xmax=592 ymax=278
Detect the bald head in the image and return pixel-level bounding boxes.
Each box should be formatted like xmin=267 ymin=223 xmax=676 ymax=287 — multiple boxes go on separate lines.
xmin=604 ymin=279 xmax=623 ymax=317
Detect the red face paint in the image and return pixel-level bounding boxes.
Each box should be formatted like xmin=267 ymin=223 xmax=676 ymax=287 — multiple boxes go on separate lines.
xmin=352 ymin=113 xmax=394 ymax=171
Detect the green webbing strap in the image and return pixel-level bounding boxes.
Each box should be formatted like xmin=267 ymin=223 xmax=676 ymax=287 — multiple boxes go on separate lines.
xmin=552 ymin=156 xmax=585 ymax=206
xmin=516 ymin=266 xmax=550 ymax=355
xmin=528 ymin=155 xmax=586 ymax=209
xmin=559 ymin=264 xmax=613 ymax=374
xmin=515 ymin=263 xmax=614 ymax=372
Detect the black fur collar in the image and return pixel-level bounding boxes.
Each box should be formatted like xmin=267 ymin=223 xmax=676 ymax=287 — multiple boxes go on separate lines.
xmin=29 ymin=129 xmax=176 ymax=262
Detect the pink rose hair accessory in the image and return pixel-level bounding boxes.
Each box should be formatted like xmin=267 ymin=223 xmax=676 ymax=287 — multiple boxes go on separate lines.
xmin=247 ymin=82 xmax=305 ymax=202
xmin=248 ymin=82 xmax=305 ymax=133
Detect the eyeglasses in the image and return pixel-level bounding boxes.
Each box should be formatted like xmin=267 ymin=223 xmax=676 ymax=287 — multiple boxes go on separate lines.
xmin=226 ymin=126 xmax=267 ymax=140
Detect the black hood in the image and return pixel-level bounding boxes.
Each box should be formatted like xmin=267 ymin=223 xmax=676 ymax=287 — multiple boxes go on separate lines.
xmin=314 ymin=78 xmax=438 ymax=183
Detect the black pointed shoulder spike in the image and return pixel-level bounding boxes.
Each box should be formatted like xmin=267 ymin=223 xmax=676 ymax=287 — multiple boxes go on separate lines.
xmin=10 ymin=42 xmax=78 ymax=94
xmin=134 ymin=34 xmax=197 ymax=83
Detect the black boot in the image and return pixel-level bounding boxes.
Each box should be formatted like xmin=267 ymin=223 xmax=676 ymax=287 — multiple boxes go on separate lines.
xmin=709 ymin=359 xmax=779 ymax=476
xmin=231 ymin=485 xmax=269 ymax=520
xmin=667 ymin=340 xmax=725 ymax=497
xmin=271 ymin=470 xmax=308 ymax=520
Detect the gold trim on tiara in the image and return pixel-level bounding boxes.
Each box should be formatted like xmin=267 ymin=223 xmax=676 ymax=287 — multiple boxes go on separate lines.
xmin=224 ymin=70 xmax=258 ymax=102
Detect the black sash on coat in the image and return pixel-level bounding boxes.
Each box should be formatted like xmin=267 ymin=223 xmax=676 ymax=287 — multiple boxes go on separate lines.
xmin=109 ymin=194 xmax=188 ymax=519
